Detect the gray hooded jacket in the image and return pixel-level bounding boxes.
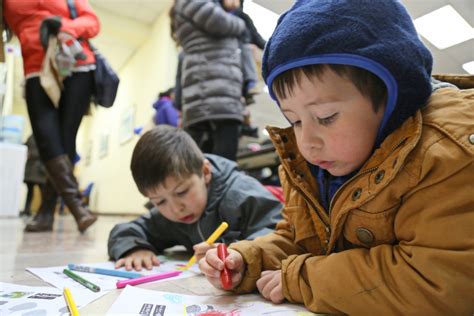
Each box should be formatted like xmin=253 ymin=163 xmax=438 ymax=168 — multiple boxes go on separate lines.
xmin=108 ymin=154 xmax=283 ymax=260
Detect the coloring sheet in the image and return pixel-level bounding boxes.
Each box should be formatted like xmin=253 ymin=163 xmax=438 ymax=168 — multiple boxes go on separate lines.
xmin=107 ymin=286 xmax=317 ymax=316
xmin=27 ymin=256 xmax=200 ymax=291
xmin=0 ymin=282 xmax=105 ymax=316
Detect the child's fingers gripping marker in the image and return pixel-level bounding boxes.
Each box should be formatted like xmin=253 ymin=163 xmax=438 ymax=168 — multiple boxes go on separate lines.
xmin=217 ymin=243 xmax=232 ymax=290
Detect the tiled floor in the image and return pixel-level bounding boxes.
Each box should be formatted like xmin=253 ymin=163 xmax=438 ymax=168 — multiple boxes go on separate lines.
xmin=0 ymin=214 xmax=134 ymax=285
xmin=0 ymin=214 xmax=229 ymax=314
xmin=0 ymin=214 xmax=322 ymax=315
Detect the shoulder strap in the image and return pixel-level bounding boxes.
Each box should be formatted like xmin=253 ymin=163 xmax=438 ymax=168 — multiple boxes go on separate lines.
xmin=66 ymin=0 xmax=78 ymax=19
xmin=64 ymin=0 xmax=96 ymax=50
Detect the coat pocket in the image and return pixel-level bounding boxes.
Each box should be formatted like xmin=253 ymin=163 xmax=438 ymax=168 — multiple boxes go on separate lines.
xmin=284 ymin=206 xmax=323 ymax=254
xmin=343 ymin=204 xmax=399 ymax=248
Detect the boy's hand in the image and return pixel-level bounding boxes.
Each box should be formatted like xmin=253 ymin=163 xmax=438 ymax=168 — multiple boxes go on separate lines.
xmin=256 ymin=270 xmax=284 ymax=304
xmin=114 ymin=249 xmax=160 ymax=271
xmin=199 ymin=248 xmax=244 ymax=290
xmin=193 ymin=241 xmax=216 ymax=262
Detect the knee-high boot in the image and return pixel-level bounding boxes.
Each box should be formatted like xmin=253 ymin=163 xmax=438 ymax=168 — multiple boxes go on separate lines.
xmin=24 ymin=180 xmax=58 ymax=232
xmin=44 ymin=155 xmax=97 ymax=233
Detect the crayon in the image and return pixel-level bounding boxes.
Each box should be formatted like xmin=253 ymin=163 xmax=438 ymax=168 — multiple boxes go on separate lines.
xmin=67 ymin=264 xmax=142 ymax=279
xmin=63 ymin=287 xmax=80 ymax=316
xmin=217 ymin=243 xmax=232 ymax=290
xmin=63 ymin=269 xmax=101 ymax=292
xmin=116 ymin=270 xmax=182 ymax=289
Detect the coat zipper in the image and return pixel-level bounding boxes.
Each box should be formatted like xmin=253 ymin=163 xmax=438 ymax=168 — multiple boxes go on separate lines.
xmin=196 ymin=219 xmax=205 ymax=241
xmin=328 ymin=166 xmax=378 ymax=213
xmin=328 ymin=138 xmax=408 ymax=213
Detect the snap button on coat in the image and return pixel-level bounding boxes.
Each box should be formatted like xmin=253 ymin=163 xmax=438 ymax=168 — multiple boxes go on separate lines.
xmin=352 ymin=188 xmax=362 ymax=200
xmin=469 ymin=134 xmax=474 ymax=144
xmin=356 ymin=227 xmax=375 ymax=244
xmin=375 ymin=170 xmax=385 ymax=184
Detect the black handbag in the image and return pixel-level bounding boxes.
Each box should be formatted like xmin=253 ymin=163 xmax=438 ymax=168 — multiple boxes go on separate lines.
xmin=89 ymin=43 xmax=120 ymax=108
xmin=66 ymin=0 xmax=119 ymax=108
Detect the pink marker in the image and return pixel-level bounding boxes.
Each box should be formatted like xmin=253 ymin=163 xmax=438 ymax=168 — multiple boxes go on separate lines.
xmin=116 ymin=270 xmax=182 ymax=289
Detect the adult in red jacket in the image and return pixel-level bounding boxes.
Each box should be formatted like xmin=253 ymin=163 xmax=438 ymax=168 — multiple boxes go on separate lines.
xmin=4 ymin=0 xmax=99 ymax=233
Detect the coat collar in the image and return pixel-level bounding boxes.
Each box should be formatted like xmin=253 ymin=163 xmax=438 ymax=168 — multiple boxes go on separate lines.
xmin=267 ymin=108 xmax=423 ymax=254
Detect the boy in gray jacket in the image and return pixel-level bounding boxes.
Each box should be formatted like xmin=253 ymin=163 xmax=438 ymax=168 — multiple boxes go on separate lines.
xmin=108 ymin=125 xmax=282 ymax=271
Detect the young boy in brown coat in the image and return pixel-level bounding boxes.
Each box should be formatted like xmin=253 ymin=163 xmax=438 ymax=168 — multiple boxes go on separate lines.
xmin=199 ymin=1 xmax=474 ymax=314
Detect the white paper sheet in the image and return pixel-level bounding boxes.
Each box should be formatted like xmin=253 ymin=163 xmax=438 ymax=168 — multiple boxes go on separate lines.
xmin=27 ymin=257 xmax=200 ymax=291
xmin=107 ymin=286 xmax=316 ymax=316
xmin=0 ymin=282 xmax=105 ymax=316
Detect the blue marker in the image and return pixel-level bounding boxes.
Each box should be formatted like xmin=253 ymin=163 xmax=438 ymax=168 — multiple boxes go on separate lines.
xmin=67 ymin=264 xmax=142 ymax=279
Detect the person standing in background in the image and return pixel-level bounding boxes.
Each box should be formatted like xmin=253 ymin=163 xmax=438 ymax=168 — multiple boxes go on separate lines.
xmin=224 ymin=0 xmax=266 ymax=105
xmin=152 ymin=88 xmax=179 ymax=127
xmin=170 ymin=0 xmax=246 ymax=161
xmin=21 ymin=135 xmax=47 ymax=217
xmin=4 ymin=0 xmax=99 ymax=233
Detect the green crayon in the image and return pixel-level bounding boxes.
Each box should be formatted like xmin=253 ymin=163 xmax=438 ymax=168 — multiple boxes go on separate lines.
xmin=63 ymin=268 xmax=101 ymax=292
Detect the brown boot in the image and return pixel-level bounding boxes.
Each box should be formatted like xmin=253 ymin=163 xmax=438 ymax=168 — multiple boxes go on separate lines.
xmin=24 ymin=180 xmax=58 ymax=232
xmin=44 ymin=155 xmax=97 ymax=233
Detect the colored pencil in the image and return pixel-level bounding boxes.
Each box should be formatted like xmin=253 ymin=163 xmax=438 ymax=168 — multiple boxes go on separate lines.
xmin=116 ymin=270 xmax=182 ymax=289
xmin=63 ymin=269 xmax=101 ymax=292
xmin=67 ymin=264 xmax=142 ymax=279
xmin=179 ymin=221 xmax=229 ymax=270
xmin=63 ymin=287 xmax=80 ymax=316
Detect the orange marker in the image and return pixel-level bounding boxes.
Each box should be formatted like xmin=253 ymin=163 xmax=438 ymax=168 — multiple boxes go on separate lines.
xmin=217 ymin=243 xmax=232 ymax=290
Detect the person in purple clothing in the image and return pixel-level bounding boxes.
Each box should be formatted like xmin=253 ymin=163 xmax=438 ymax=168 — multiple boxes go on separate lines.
xmin=152 ymin=87 xmax=179 ymax=127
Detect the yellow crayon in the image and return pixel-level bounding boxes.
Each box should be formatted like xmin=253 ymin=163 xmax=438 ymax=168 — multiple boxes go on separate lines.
xmin=63 ymin=287 xmax=80 ymax=316
xmin=179 ymin=222 xmax=229 ymax=270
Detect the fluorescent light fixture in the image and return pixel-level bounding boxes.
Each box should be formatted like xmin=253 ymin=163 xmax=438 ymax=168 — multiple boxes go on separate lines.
xmin=462 ymin=61 xmax=474 ymax=74
xmin=413 ymin=5 xmax=474 ymax=49
xmin=243 ymin=0 xmax=279 ymax=41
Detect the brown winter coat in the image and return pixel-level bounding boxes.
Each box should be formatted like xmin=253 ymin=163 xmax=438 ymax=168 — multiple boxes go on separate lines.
xmin=231 ymin=87 xmax=474 ymax=315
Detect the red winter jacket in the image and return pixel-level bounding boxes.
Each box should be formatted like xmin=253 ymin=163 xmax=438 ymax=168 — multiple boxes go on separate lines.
xmin=4 ymin=0 xmax=100 ymax=76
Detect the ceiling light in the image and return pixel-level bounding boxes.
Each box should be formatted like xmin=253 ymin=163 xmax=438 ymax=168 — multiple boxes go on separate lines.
xmin=462 ymin=61 xmax=474 ymax=74
xmin=413 ymin=5 xmax=474 ymax=49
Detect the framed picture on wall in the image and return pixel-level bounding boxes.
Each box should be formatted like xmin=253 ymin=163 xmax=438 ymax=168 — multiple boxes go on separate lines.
xmin=119 ymin=105 xmax=135 ymax=145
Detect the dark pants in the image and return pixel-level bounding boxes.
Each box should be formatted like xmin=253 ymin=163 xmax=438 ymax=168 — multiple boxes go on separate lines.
xmin=25 ymin=72 xmax=94 ymax=163
xmin=185 ymin=120 xmax=241 ymax=161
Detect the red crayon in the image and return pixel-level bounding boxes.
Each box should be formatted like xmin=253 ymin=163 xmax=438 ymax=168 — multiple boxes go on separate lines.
xmin=217 ymin=243 xmax=232 ymax=290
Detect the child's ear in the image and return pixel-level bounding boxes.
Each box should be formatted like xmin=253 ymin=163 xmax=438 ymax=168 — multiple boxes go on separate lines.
xmin=202 ymin=159 xmax=212 ymax=185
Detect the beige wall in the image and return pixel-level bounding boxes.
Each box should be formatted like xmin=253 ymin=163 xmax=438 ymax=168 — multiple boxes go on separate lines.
xmin=77 ymin=8 xmax=178 ymax=215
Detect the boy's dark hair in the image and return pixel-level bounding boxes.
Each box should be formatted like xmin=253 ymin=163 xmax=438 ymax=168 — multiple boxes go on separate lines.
xmin=272 ymin=64 xmax=387 ymax=112
xmin=130 ymin=126 xmax=205 ymax=195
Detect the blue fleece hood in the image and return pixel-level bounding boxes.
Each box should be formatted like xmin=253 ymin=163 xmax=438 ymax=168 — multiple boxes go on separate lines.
xmin=262 ymin=0 xmax=433 ymax=139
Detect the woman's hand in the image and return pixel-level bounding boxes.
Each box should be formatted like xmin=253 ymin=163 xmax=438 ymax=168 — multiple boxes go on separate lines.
xmin=199 ymin=247 xmax=245 ymax=290
xmin=114 ymin=249 xmax=160 ymax=271
xmin=256 ymin=270 xmax=284 ymax=304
